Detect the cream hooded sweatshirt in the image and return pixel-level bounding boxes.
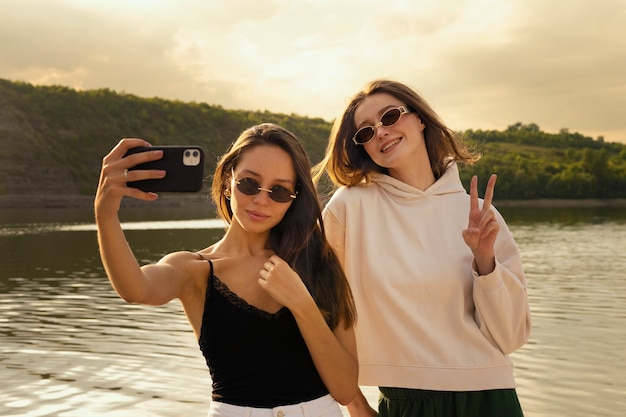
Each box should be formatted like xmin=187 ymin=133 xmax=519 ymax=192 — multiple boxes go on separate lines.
xmin=323 ymin=164 xmax=531 ymax=391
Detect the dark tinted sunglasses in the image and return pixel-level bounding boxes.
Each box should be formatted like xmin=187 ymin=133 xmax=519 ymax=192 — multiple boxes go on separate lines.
xmin=352 ymin=105 xmax=413 ymax=145
xmin=235 ymin=177 xmax=297 ymax=203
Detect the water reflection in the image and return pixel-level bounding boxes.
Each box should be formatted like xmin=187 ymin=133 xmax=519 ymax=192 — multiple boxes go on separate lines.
xmin=2 ymin=278 xmax=210 ymax=416
xmin=1 ymin=206 xmax=626 ymax=416
xmin=508 ymin=219 xmax=626 ymax=416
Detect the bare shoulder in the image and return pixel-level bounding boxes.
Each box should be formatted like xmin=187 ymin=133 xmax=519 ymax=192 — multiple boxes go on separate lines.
xmin=158 ymin=250 xmax=203 ymax=266
xmin=154 ymin=250 xmax=212 ymax=281
xmin=156 ymin=251 xmax=213 ymax=299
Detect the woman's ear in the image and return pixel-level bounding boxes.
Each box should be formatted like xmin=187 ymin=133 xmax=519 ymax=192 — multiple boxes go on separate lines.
xmin=224 ymin=170 xmax=233 ymax=199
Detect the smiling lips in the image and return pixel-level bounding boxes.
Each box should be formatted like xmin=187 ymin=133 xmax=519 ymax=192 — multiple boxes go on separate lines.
xmin=381 ymin=138 xmax=402 ymax=153
xmin=247 ymin=210 xmax=269 ymax=221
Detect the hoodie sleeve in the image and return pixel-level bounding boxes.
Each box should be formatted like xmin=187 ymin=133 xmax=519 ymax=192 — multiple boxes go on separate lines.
xmin=472 ymin=211 xmax=532 ymax=355
xmin=322 ymin=203 xmax=347 ymax=270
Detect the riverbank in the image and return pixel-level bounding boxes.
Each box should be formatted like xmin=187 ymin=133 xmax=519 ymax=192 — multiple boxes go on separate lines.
xmin=1 ymin=194 xmax=626 ymax=210
xmin=494 ymin=198 xmax=626 ymax=208
xmin=0 ymin=193 xmax=215 ymax=210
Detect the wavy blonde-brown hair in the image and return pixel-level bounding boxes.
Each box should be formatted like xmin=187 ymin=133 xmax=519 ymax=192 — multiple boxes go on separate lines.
xmin=313 ymin=79 xmax=479 ymax=187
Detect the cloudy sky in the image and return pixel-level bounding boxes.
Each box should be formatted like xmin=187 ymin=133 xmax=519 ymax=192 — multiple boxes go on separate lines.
xmin=2 ymin=0 xmax=625 ymax=143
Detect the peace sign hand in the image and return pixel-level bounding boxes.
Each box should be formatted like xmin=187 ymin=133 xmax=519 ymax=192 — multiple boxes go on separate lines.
xmin=462 ymin=174 xmax=500 ymax=275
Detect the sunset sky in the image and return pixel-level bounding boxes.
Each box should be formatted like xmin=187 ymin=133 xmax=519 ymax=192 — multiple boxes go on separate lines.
xmin=2 ymin=0 xmax=625 ymax=143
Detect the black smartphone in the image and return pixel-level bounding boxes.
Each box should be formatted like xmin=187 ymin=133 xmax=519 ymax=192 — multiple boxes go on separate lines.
xmin=123 ymin=146 xmax=205 ymax=193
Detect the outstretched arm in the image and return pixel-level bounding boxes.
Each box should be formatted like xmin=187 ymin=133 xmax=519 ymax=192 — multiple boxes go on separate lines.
xmin=95 ymin=139 xmax=188 ymax=305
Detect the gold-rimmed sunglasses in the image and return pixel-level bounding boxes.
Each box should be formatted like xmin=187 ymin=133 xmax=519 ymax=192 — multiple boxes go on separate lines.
xmin=233 ymin=174 xmax=297 ymax=203
xmin=352 ymin=106 xmax=413 ymax=145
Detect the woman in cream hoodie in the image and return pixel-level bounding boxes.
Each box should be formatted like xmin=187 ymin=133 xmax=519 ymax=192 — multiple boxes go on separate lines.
xmin=314 ymin=80 xmax=531 ymax=417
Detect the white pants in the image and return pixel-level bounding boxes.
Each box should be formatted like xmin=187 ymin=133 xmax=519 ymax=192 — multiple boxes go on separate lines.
xmin=207 ymin=394 xmax=342 ymax=417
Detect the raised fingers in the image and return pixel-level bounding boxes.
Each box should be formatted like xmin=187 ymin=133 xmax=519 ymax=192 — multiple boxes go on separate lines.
xmin=482 ymin=174 xmax=497 ymax=211
xmin=97 ymin=139 xmax=163 ymax=205
xmin=105 ymin=138 xmax=151 ymax=161
xmin=469 ymin=175 xmax=479 ymax=212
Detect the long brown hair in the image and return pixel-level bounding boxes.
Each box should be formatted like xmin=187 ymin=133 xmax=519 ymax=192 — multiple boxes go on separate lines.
xmin=313 ymin=79 xmax=479 ymax=187
xmin=212 ymin=123 xmax=356 ymax=329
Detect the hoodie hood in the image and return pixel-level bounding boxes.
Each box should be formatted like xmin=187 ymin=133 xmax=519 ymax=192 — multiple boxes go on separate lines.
xmin=369 ymin=162 xmax=466 ymax=203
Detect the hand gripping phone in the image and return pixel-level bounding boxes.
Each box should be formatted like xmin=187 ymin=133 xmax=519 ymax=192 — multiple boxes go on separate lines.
xmin=123 ymin=146 xmax=205 ymax=192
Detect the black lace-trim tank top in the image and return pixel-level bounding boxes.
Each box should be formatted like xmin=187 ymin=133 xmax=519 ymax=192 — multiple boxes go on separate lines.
xmin=197 ymin=257 xmax=328 ymax=407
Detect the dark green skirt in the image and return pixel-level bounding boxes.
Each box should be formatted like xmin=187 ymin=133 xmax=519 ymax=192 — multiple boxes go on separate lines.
xmin=378 ymin=387 xmax=524 ymax=417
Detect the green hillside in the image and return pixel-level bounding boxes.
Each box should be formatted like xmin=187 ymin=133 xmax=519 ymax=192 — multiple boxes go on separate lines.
xmin=463 ymin=124 xmax=626 ymax=199
xmin=0 ymin=78 xmax=624 ymax=207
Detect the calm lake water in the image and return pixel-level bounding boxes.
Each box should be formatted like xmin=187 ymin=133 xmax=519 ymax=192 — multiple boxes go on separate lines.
xmin=1 ymin=204 xmax=625 ymax=417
